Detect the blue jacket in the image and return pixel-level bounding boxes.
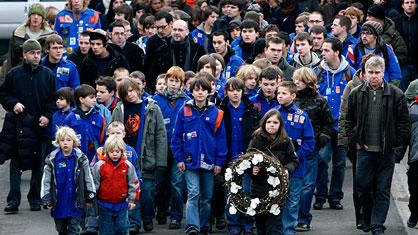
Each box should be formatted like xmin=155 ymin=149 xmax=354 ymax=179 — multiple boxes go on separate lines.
xmin=191 ymin=23 xmax=210 ymax=52
xmin=171 ymin=100 xmax=228 ymax=170
xmin=153 ymin=91 xmax=190 ymax=143
xmin=276 ymin=104 xmax=315 ymax=178
xmin=51 ymin=108 xmax=72 ymax=138
xmin=63 ymin=107 xmax=106 ymax=161
xmin=216 ymin=75 xmax=227 ymax=99
xmin=250 ymin=90 xmax=279 ymax=116
xmin=223 ymin=54 xmax=244 ymax=80
xmin=346 ymin=43 xmax=402 ymax=83
xmin=315 ymin=57 xmax=356 ymax=131
xmin=54 ymin=8 xmax=101 ymax=54
xmin=341 ymin=34 xmax=357 ymax=58
xmin=41 ymin=56 xmax=80 ymax=90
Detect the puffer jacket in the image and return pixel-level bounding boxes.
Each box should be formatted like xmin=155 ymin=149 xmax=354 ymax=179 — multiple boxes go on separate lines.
xmin=381 ymin=17 xmax=408 ymax=66
xmin=295 ymin=87 xmax=334 ymax=149
xmin=41 ymin=148 xmax=96 ymax=207
xmin=337 ymin=70 xmax=364 ymax=147
xmin=111 ymin=97 xmax=167 ymax=179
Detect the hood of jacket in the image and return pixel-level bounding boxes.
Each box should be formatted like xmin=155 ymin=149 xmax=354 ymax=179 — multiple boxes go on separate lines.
xmin=293 ymin=51 xmax=321 ymax=67
xmin=320 ymin=55 xmax=350 ymax=74
xmin=382 ymin=17 xmax=398 ymax=37
xmin=14 ymin=23 xmax=54 ymax=39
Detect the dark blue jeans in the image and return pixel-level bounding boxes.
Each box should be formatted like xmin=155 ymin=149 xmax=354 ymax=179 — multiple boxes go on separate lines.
xmin=298 ymin=152 xmax=318 ymax=225
xmin=170 ymin=159 xmax=185 ymax=221
xmin=356 ymin=150 xmax=394 ymax=227
xmin=54 ymin=218 xmax=81 ymax=235
xmin=98 ymin=205 xmax=129 ymax=235
xmin=139 ymin=178 xmax=156 ymax=223
xmin=315 ymin=138 xmax=346 ymax=203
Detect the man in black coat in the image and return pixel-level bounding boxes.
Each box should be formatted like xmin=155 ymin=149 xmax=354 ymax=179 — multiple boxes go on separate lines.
xmin=68 ymin=31 xmax=91 ymax=73
xmin=346 ymin=55 xmax=410 ymax=235
xmin=0 ymin=39 xmax=56 ymax=213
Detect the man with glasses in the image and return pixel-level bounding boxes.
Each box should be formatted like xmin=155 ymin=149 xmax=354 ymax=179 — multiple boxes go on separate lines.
xmin=307 ymin=11 xmax=325 ymax=31
xmin=41 ymin=34 xmax=80 ymax=90
xmin=109 ymin=20 xmax=145 ymax=73
xmin=145 ymin=11 xmax=174 ymax=92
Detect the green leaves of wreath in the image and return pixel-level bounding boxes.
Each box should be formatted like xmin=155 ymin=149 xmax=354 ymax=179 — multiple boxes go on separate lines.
xmin=225 ymin=150 xmax=289 ymax=216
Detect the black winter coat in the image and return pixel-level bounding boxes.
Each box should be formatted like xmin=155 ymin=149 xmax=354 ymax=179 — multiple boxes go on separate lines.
xmin=295 ymin=87 xmax=334 ymax=149
xmin=346 ymin=82 xmax=410 ymax=155
xmin=0 ymin=112 xmax=38 ymax=171
xmin=220 ymin=96 xmax=261 ymax=161
xmin=248 ymin=134 xmax=299 ymax=197
xmin=67 ymin=47 xmax=87 ymax=74
xmin=109 ymin=41 xmax=145 ymax=72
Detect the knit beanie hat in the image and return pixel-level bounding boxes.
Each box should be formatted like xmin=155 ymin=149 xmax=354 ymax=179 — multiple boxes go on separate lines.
xmin=405 ymin=80 xmax=418 ymax=100
xmin=362 ymin=21 xmax=383 ymax=36
xmin=367 ymin=4 xmax=385 ymax=20
xmin=28 ymin=3 xmax=46 ymax=19
xmin=23 ymin=39 xmax=42 ymax=53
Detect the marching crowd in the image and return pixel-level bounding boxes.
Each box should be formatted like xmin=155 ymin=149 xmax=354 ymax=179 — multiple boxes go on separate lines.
xmin=0 ymin=0 xmax=417 ymax=235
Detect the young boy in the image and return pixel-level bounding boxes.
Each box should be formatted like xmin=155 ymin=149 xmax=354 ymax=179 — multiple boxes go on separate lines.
xmin=63 ymin=84 xmax=107 ymax=161
xmin=155 ymin=74 xmax=167 ymax=95
xmin=96 ymin=77 xmax=119 ymax=112
xmin=220 ymin=78 xmax=260 ymax=234
xmin=171 ymin=72 xmax=228 ymax=235
xmin=250 ymin=66 xmax=280 ymax=116
xmin=92 ymin=135 xmax=140 ymax=235
xmin=51 ymin=87 xmax=74 ymax=137
xmin=153 ymin=66 xmax=190 ymax=229
xmin=41 ymin=126 xmax=96 ymax=235
xmin=235 ymin=64 xmax=260 ymax=98
xmin=276 ymin=81 xmax=315 ymax=235
xmin=113 ymin=67 xmax=130 ymax=88
xmin=130 ymin=70 xmax=151 ymax=98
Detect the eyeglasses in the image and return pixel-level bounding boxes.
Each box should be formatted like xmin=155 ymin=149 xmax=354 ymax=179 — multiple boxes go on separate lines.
xmin=156 ymin=24 xmax=168 ymax=30
xmin=308 ymin=19 xmax=323 ymax=24
xmin=361 ymin=31 xmax=374 ymax=36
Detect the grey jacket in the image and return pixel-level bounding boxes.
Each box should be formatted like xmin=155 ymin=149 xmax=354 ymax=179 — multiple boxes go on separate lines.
xmin=409 ymin=102 xmax=418 ymax=163
xmin=111 ymin=97 xmax=167 ymax=179
xmin=41 ymin=148 xmax=96 ymax=207
xmin=277 ymin=57 xmax=296 ymax=81
xmin=337 ymin=70 xmax=364 ymax=147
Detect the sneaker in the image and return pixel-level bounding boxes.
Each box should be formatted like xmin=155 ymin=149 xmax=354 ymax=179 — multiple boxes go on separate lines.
xmin=329 ymin=201 xmax=343 ymax=210
xmin=168 ymin=219 xmax=181 ymax=229
xmin=186 ymin=229 xmax=198 ymax=235
xmin=215 ymin=215 xmax=227 ymax=230
xmin=295 ymin=223 xmax=311 ymax=232
xmin=4 ymin=204 xmax=18 ymax=213
xmin=129 ymin=226 xmax=139 ymax=235
xmin=362 ymin=224 xmax=371 ymax=233
xmin=30 ymin=204 xmax=41 ymax=211
xmin=143 ymin=221 xmax=154 ymax=232
xmin=313 ymin=201 xmax=324 ymax=210
xmin=407 ymin=214 xmax=418 ymax=228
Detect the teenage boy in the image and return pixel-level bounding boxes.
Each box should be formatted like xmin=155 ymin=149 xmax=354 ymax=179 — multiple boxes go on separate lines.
xmin=153 ymin=66 xmax=190 ymax=229
xmin=291 ymin=32 xmax=321 ymax=69
xmin=276 ymin=81 xmax=315 ymax=235
xmin=250 ymin=67 xmax=280 ymax=116
xmin=314 ymin=37 xmax=356 ymax=210
xmin=42 ymin=34 xmax=80 ymax=90
xmin=96 ymin=77 xmax=118 ymax=112
xmin=264 ymin=36 xmax=296 ymax=81
xmin=232 ymin=20 xmax=259 ymax=63
xmin=68 ymin=31 xmax=90 ymax=73
xmin=63 ymin=84 xmax=107 ymax=161
xmin=212 ymin=30 xmax=244 ymax=79
xmin=310 ymin=25 xmax=327 ymax=57
xmin=331 ymin=15 xmax=357 ymax=57
xmin=171 ymin=72 xmax=228 ymax=235
xmin=192 ymin=6 xmax=220 ymax=52
xmin=220 ymin=78 xmax=260 ymax=235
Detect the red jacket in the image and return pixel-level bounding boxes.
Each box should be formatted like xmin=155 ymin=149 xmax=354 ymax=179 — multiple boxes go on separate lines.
xmin=92 ymin=156 xmax=140 ymax=204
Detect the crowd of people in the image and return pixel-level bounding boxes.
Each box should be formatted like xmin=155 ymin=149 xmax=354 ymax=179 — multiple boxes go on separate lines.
xmin=0 ymin=0 xmax=417 ymax=235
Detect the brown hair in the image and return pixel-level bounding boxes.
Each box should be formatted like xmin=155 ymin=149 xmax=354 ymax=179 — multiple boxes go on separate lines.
xmin=292 ymin=67 xmax=317 ymax=91
xmin=253 ymin=109 xmax=288 ymax=147
xmin=278 ymin=81 xmax=297 ymax=94
xmin=344 ymin=6 xmax=364 ymax=23
xmin=210 ymin=53 xmax=225 ymax=69
xmin=197 ymin=55 xmax=217 ymax=76
xmin=166 ymin=66 xmax=185 ymax=84
xmin=225 ymin=77 xmax=245 ymax=91
xmin=190 ymin=72 xmax=212 ymax=92
xmin=118 ymin=78 xmax=141 ymax=103
xmin=45 ymin=34 xmax=63 ymax=50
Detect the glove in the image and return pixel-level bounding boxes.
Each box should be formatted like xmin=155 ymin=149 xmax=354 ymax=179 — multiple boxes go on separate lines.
xmin=317 ymin=134 xmax=330 ymax=149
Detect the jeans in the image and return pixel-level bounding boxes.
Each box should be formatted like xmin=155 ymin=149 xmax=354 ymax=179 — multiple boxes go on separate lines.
xmin=356 ymin=150 xmax=395 ymax=227
xmin=98 ymin=205 xmax=129 ymax=235
xmin=210 ymin=174 xmax=226 ymax=223
xmin=139 ymin=178 xmax=156 ymax=223
xmin=7 ymin=138 xmax=50 ymax=207
xmin=255 ymin=212 xmax=283 ymax=235
xmin=408 ymin=161 xmax=418 ymax=217
xmin=298 ymin=152 xmax=318 ymax=225
xmin=54 ymin=218 xmax=81 ymax=235
xmin=170 ymin=158 xmax=185 ymax=221
xmin=225 ymin=173 xmax=253 ymax=233
xmin=316 ymin=138 xmax=346 ymax=203
xmin=184 ymin=170 xmax=214 ymax=233
xmin=283 ymin=176 xmax=304 ymax=235
xmin=128 ymin=204 xmax=141 ymax=229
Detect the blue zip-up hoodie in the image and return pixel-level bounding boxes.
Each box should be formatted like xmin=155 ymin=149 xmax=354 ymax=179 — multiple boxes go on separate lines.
xmin=341 ymin=33 xmax=357 ymax=58
xmin=276 ymin=104 xmax=315 ymax=178
xmin=315 ymin=56 xmax=355 ymax=131
xmin=54 ymin=8 xmax=101 ymax=54
xmin=346 ymin=43 xmax=402 ymax=83
xmin=41 ymin=56 xmax=80 ymax=90
xmin=51 ymin=108 xmax=72 ymax=138
xmin=153 ymin=91 xmax=190 ymax=143
xmin=216 ymin=74 xmax=227 ymax=99
xmin=223 ymin=54 xmax=244 ymax=79
xmin=63 ymin=107 xmax=106 ymax=161
xmin=250 ymin=89 xmax=279 ymax=116
xmin=191 ymin=23 xmax=210 ymax=52
xmin=171 ymin=100 xmax=228 ymax=170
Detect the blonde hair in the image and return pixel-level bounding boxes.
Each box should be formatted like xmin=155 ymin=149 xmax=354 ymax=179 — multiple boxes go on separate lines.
xmin=52 ymin=126 xmax=81 ymax=148
xmin=236 ymin=65 xmax=261 ymax=82
xmin=103 ymin=135 xmax=126 ymax=156
xmin=292 ymin=67 xmax=317 ymax=91
xmin=107 ymin=121 xmax=125 ymax=134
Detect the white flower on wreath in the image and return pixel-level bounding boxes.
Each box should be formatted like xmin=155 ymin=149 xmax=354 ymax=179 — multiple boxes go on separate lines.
xmin=270 ymin=204 xmax=281 ymax=215
xmin=266 ymin=166 xmax=277 ymax=174
xmin=250 ymin=198 xmax=260 ymax=209
xmin=236 ymin=167 xmax=244 ymax=175
xmin=269 ymin=190 xmax=279 ymax=198
xmin=267 ymin=176 xmax=280 ymax=187
xmin=246 ymin=207 xmax=256 ymax=216
xmin=225 ymin=168 xmax=233 ymax=181
xmin=230 ymin=182 xmax=242 ymax=194
xmin=251 ymin=153 xmax=264 ymax=165
xmin=229 ymin=204 xmax=237 ymax=215
xmin=238 ymin=159 xmax=251 ymax=171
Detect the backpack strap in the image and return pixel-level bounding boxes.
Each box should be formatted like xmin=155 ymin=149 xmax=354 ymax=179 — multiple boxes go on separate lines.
xmin=214 ymin=110 xmax=224 ymax=133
